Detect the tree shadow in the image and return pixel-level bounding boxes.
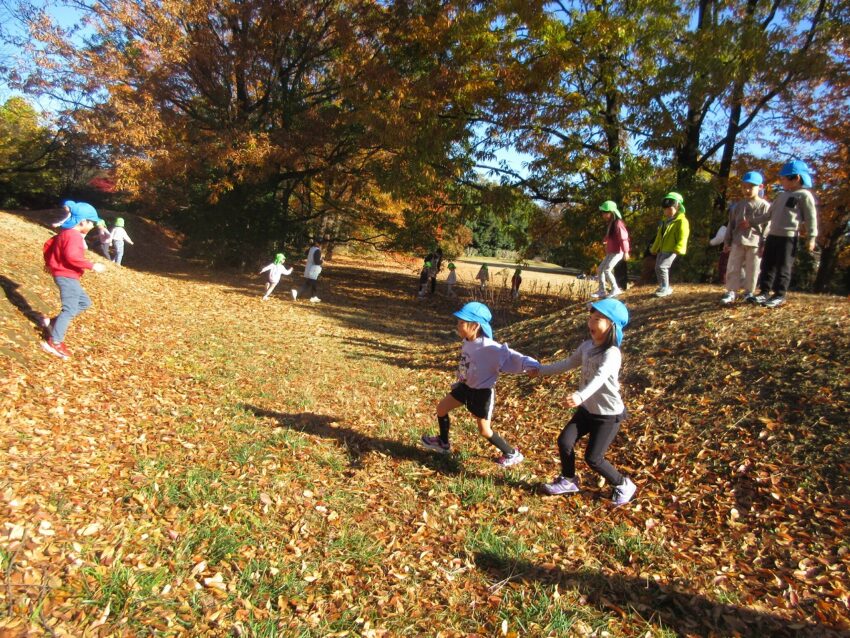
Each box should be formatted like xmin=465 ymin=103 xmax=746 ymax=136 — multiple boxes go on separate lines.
xmin=241 ymin=404 xmax=538 ymax=492
xmin=0 ymin=274 xmax=46 ymax=329
xmin=473 ymin=552 xmax=846 ymax=637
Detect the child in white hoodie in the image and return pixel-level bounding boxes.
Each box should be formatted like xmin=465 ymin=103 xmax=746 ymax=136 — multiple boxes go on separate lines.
xmin=421 ymin=302 xmax=539 ymax=466
xmin=259 ymin=253 xmax=293 ymax=300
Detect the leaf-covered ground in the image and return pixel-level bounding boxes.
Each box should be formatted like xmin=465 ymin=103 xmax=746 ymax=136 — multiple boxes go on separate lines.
xmin=1 ymin=210 xmax=848 ymax=637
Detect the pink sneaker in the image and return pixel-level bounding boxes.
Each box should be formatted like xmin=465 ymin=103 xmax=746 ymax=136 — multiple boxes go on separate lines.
xmin=495 ymin=449 xmax=524 ymax=467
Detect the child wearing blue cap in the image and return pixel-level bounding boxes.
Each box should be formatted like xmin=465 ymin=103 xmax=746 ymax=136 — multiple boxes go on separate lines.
xmin=720 ymin=171 xmax=770 ymax=304
xmin=41 ymin=202 xmax=106 ymax=359
xmin=748 ymin=160 xmax=819 ymax=308
xmin=529 ymin=298 xmax=636 ymax=506
xmin=421 ymin=302 xmax=540 ymax=467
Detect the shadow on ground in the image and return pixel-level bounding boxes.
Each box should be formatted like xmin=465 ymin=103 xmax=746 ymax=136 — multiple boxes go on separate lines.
xmin=474 ymin=551 xmax=847 ymax=637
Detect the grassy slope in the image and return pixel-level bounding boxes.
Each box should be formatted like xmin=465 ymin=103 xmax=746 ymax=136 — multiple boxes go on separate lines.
xmin=1 ymin=210 xmax=848 ymax=637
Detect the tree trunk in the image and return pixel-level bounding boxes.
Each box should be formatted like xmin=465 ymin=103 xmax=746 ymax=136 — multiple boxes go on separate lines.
xmin=814 ymin=206 xmax=850 ymax=293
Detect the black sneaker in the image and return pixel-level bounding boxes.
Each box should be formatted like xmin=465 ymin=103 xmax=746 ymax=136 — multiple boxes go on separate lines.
xmin=753 ymin=293 xmax=769 ymax=305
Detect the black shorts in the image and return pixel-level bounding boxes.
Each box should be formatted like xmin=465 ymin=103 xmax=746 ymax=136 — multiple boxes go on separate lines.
xmin=450 ymin=383 xmax=495 ymax=420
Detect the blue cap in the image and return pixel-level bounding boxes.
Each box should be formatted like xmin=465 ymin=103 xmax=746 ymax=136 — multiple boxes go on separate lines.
xmin=453 ymin=302 xmax=493 ymax=338
xmin=779 ymin=160 xmax=813 ymax=188
xmin=59 ymin=201 xmax=101 ymax=229
xmin=742 ymin=171 xmax=763 ymax=186
xmin=590 ymin=298 xmax=629 ymax=346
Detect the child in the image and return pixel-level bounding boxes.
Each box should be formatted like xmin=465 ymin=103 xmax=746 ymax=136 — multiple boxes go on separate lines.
xmin=41 ymin=204 xmax=106 ymax=359
xmin=475 ymin=263 xmax=490 ymax=289
xmin=511 ymin=268 xmax=522 ymax=299
xmin=95 ymin=220 xmax=112 ymax=259
xmin=291 ymin=238 xmax=324 ymax=303
xmin=650 ymin=192 xmax=690 ymax=297
xmin=445 ymin=262 xmax=458 ymax=297
xmin=592 ymin=201 xmax=630 ymax=299
xmin=529 ymin=298 xmax=636 ymax=505
xmin=720 ymin=172 xmax=769 ymax=304
xmin=259 ymin=253 xmax=293 ymax=300
xmin=52 ymin=200 xmax=75 ymax=228
xmin=418 ymin=261 xmax=432 ymax=298
xmin=109 ymin=218 xmax=134 ymax=266
xmin=751 ymin=160 xmax=818 ymax=308
xmin=421 ymin=302 xmax=540 ymax=466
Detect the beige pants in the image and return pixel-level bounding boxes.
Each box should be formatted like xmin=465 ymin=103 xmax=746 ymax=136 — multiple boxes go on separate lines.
xmin=725 ymin=244 xmax=761 ymax=294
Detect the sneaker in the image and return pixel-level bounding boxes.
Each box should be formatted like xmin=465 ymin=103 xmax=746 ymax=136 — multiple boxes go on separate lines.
xmin=41 ymin=339 xmax=69 ymax=360
xmin=421 ymin=435 xmax=450 ymax=454
xmin=742 ymin=293 xmax=757 ymax=304
xmin=261 ymin=296 xmax=269 ymax=301
xmin=309 ymin=296 xmax=321 ymax=303
xmin=654 ymin=287 xmax=673 ymax=298
xmin=752 ymin=293 xmax=769 ymax=305
xmin=541 ymin=475 xmax=580 ymax=495
xmin=608 ymin=287 xmax=623 ymax=298
xmin=291 ymin=289 xmax=298 ymax=300
xmin=720 ymin=291 xmax=736 ymax=305
xmin=612 ymin=477 xmax=637 ymax=506
xmin=762 ymin=294 xmax=786 ymax=308
xmin=495 ymin=449 xmax=524 ymax=467
xmin=590 ymin=290 xmax=607 ymax=299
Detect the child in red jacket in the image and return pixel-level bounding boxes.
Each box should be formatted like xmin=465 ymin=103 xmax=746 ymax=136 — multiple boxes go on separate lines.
xmin=41 ymin=203 xmax=106 ymax=359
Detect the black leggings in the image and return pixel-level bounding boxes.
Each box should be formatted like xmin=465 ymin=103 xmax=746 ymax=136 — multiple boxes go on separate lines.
xmin=558 ymin=407 xmax=626 ymax=485
xmin=297 ymin=278 xmax=319 ymax=298
xmin=759 ymin=235 xmax=797 ymax=297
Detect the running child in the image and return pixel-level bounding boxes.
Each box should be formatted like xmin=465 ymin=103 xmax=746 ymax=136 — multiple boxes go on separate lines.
xmin=529 ymin=298 xmax=636 ymax=505
xmin=592 ymin=201 xmax=630 ymax=299
xmin=259 ymin=253 xmax=293 ymax=300
xmin=511 ymin=267 xmax=522 ymax=299
xmin=109 ymin=218 xmax=134 ymax=266
xmin=95 ymin=220 xmax=112 ymax=259
xmin=445 ymin=262 xmax=458 ymax=297
xmin=475 ymin=263 xmax=489 ymax=289
xmin=418 ymin=261 xmax=432 ymax=298
xmin=421 ymin=302 xmax=540 ymax=466
xmin=41 ymin=204 xmax=106 ymax=359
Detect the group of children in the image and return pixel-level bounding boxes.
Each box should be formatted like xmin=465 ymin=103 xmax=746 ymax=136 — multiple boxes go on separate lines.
xmin=588 ymin=159 xmax=818 ymax=309
xmin=57 ymin=201 xmax=135 ymax=266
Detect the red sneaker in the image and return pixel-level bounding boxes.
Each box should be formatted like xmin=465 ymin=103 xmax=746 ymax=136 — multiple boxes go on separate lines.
xmin=41 ymin=339 xmax=69 ymax=359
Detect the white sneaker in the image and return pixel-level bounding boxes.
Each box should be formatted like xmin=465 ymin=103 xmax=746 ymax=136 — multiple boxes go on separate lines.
xmin=590 ymin=290 xmax=607 ymax=299
xmin=608 ymin=287 xmax=622 ymax=298
xmin=612 ymin=477 xmax=637 ymax=506
xmin=291 ymin=289 xmax=298 ymax=300
xmin=720 ymin=291 xmax=736 ymax=305
xmin=309 ymin=297 xmax=321 ymax=303
xmin=654 ymin=287 xmax=673 ymax=298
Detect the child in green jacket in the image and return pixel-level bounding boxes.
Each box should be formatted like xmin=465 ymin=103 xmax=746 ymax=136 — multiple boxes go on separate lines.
xmin=650 ymin=192 xmax=690 ymax=297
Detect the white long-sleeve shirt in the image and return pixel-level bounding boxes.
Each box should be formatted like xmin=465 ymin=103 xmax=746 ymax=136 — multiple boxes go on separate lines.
xmin=538 ymin=341 xmax=624 ymax=415
xmin=110 ymin=227 xmax=134 ymax=244
xmin=260 ymin=263 xmax=293 ymax=283
xmin=456 ymin=336 xmax=539 ymax=389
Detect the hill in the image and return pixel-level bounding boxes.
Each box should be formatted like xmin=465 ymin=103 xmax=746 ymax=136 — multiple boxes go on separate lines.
xmin=1 ymin=210 xmax=848 ymax=637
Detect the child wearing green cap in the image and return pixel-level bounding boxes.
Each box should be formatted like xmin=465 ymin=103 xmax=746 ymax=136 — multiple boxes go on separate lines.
xmin=650 ymin=192 xmax=690 ymax=297
xmin=421 ymin=302 xmax=540 ymax=466
xmin=592 ymin=201 xmax=630 ymax=299
xmin=109 ymin=218 xmax=134 ymax=266
xmin=417 ymin=261 xmax=432 ymax=298
xmin=445 ymin=262 xmax=458 ymax=297
xmin=259 ymin=253 xmax=293 ymax=300
xmin=95 ymin=220 xmax=112 ymax=260
xmin=475 ymin=263 xmax=490 ymax=290
xmin=529 ymin=298 xmax=636 ymax=506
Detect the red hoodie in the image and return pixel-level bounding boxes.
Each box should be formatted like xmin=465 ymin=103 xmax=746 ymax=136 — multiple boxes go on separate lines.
xmin=43 ymin=229 xmax=94 ymax=279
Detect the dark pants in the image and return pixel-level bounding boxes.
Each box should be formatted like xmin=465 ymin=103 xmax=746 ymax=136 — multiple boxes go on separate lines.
xmin=558 ymin=407 xmax=626 ymax=485
xmin=759 ymin=235 xmax=797 ymax=297
xmin=297 ymin=277 xmax=319 ymax=298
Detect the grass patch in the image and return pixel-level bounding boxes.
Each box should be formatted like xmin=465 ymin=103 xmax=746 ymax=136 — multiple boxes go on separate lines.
xmin=448 ymin=473 xmax=496 ymax=506
xmin=328 ymin=528 xmax=385 ymax=566
xmin=466 ymin=523 xmax=528 ymax=564
xmin=236 ymin=559 xmax=304 ymax=608
xmin=177 ymin=519 xmax=243 ymax=565
xmin=81 ymin=562 xmax=170 ymax=615
xmin=596 ymin=523 xmax=664 ymax=566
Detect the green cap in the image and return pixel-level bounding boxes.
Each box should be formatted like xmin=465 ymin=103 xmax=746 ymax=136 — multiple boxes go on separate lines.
xmin=425 ymin=261 xmax=432 ymax=268
xmin=274 ymin=253 xmax=285 ymax=264
xmin=599 ymin=200 xmax=622 ymax=219
xmin=448 ymin=263 xmax=456 ymax=269
xmin=115 ymin=217 xmax=125 ymax=227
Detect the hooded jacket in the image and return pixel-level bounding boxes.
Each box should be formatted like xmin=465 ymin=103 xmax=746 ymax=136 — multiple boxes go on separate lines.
xmin=44 ymin=229 xmax=94 ymax=279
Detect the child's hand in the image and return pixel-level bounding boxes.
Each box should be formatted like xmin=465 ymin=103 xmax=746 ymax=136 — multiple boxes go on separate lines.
xmin=527 ymin=368 xmax=539 ymax=378
xmin=565 ymin=392 xmax=582 ymax=408
xmin=92 ymin=263 xmax=106 ymax=273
